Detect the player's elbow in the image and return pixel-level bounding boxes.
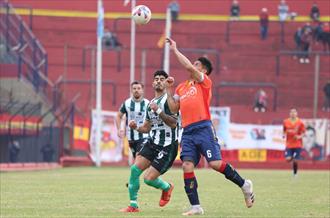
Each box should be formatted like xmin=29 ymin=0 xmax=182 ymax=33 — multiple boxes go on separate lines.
xmin=169 ymin=122 xmax=177 ymax=129
xmin=170 ymin=106 xmax=179 ymax=114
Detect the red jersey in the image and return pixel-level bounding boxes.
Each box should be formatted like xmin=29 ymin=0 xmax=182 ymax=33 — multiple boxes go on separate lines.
xmin=283 ymin=118 xmax=305 ymax=148
xmin=175 ymin=74 xmax=212 ymax=128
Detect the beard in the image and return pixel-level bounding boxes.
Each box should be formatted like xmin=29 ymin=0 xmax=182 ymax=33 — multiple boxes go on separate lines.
xmin=133 ymin=93 xmax=141 ymax=99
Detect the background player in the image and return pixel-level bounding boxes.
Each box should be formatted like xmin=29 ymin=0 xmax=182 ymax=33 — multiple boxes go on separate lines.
xmin=115 ymin=81 xmax=149 ymax=159
xmin=165 ymin=38 xmax=254 ymax=216
xmin=283 ymin=108 xmax=306 ymax=176
xmin=120 ymin=70 xmax=178 ymax=212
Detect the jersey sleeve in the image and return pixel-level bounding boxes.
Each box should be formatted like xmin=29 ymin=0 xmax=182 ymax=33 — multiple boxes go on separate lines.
xmin=198 ymin=74 xmax=212 ymax=89
xmin=283 ymin=120 xmax=287 ymax=133
xmin=164 ymin=101 xmax=178 ymax=119
xmin=119 ymin=102 xmax=126 ymax=114
xmin=174 ymin=84 xmax=181 ymax=100
xmin=145 ymin=103 xmax=151 ymax=121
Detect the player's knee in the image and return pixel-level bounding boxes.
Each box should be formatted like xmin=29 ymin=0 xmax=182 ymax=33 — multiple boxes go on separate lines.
xmin=182 ymin=161 xmax=194 ymax=172
xmin=209 ymin=160 xmax=221 ymax=170
xmin=130 ymin=164 xmax=143 ymax=178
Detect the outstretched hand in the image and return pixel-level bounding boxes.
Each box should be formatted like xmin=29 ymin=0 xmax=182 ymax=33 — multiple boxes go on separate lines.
xmin=166 ymin=38 xmax=176 ymax=50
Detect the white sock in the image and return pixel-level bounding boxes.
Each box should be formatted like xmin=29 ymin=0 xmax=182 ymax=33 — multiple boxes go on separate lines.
xmin=192 ymin=205 xmax=201 ymax=209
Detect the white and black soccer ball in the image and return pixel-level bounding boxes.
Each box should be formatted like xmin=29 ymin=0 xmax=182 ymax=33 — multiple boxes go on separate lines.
xmin=132 ymin=5 xmax=151 ymax=25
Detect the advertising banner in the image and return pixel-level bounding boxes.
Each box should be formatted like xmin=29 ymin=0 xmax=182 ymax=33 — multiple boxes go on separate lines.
xmin=226 ymin=123 xmax=284 ymax=150
xmin=302 ymin=119 xmax=329 ymax=160
xmin=90 ymin=110 xmax=123 ymax=162
xmin=210 ymin=107 xmax=231 ymax=148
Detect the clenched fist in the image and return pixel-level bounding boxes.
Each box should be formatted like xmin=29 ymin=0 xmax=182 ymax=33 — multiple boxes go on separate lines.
xmin=128 ymin=120 xmax=137 ymax=130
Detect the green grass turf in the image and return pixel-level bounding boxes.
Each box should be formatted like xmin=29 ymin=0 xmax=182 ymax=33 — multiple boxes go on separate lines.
xmin=0 ymin=167 xmax=329 ymax=218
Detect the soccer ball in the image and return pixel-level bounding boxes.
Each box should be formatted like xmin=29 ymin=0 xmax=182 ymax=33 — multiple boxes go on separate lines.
xmin=132 ymin=5 xmax=151 ymax=25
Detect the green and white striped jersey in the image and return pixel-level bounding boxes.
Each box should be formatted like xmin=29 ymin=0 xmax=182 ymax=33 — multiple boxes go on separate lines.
xmin=120 ymin=98 xmax=149 ymax=141
xmin=146 ymin=93 xmax=178 ymax=147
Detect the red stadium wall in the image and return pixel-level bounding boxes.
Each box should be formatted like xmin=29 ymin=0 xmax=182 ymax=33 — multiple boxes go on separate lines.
xmin=7 ymin=0 xmax=330 ymax=123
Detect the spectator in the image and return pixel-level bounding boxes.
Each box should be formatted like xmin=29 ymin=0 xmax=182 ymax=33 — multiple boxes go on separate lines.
xmin=314 ymin=21 xmax=323 ymax=43
xmin=278 ymin=0 xmax=289 ymax=22
xmin=230 ymin=0 xmax=240 ymax=21
xmin=301 ymin=126 xmax=324 ymax=161
xmin=302 ymin=22 xmax=313 ymax=33
xmin=253 ymin=89 xmax=267 ymax=112
xmin=168 ymin=0 xmax=180 ymax=22
xmin=310 ymin=3 xmax=320 ymax=22
xmin=322 ymin=80 xmax=330 ymax=111
xmin=102 ymin=28 xmax=122 ymax=50
xmin=293 ymin=27 xmax=302 ymax=59
xmin=259 ymin=8 xmax=269 ymax=40
xmin=41 ymin=143 xmax=55 ymax=162
xmin=299 ymin=27 xmax=313 ymax=63
xmin=9 ymin=140 xmax=20 ymax=163
xmin=320 ymin=23 xmax=330 ymax=51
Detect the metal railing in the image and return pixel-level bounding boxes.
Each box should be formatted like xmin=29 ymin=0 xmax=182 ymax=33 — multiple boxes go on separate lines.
xmin=275 ymin=50 xmax=330 ymax=76
xmin=57 ymin=79 xmax=117 ymax=106
xmin=0 ymin=2 xmax=48 ymax=92
xmin=214 ymin=82 xmax=278 ymax=111
xmin=81 ymin=46 xmax=221 ymax=74
xmin=82 ymin=45 xmax=122 ymax=72
xmin=226 ymin=20 xmax=301 ymax=45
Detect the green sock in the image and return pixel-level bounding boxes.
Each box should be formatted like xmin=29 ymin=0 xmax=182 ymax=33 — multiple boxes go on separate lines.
xmin=144 ymin=177 xmax=170 ymax=191
xmin=128 ymin=164 xmax=143 ymax=208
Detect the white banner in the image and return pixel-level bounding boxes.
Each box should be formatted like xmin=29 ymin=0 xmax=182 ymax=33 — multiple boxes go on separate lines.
xmin=210 ymin=107 xmax=230 ymax=148
xmin=302 ymin=119 xmax=329 ymax=160
xmin=90 ymin=110 xmax=123 ymax=162
xmin=226 ymin=123 xmax=284 ymax=150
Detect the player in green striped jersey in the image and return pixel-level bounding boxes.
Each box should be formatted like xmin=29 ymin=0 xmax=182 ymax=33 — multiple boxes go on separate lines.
xmin=120 ymin=70 xmax=178 ymax=213
xmin=116 ymin=81 xmax=149 ymax=158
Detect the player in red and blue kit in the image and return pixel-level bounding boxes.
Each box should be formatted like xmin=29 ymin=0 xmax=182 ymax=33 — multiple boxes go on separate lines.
xmin=166 ymin=38 xmax=255 ymax=216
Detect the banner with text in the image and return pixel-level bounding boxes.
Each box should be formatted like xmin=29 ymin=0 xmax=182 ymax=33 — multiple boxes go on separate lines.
xmin=227 ymin=123 xmax=284 ymax=150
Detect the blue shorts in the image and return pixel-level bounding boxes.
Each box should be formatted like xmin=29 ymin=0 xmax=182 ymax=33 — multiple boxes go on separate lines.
xmin=180 ymin=120 xmax=221 ymax=166
xmin=285 ymin=148 xmax=302 ymax=160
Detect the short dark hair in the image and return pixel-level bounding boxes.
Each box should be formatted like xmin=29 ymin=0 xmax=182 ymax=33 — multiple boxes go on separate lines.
xmin=306 ymin=126 xmax=316 ymax=134
xmin=198 ymin=57 xmax=213 ymax=75
xmin=153 ymin=70 xmax=168 ymax=79
xmin=130 ymin=81 xmax=144 ymax=88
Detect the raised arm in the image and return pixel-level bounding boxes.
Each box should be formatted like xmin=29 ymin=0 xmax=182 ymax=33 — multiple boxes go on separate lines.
xmin=166 ymin=38 xmax=203 ymax=82
xmin=165 ymin=76 xmax=180 ymax=114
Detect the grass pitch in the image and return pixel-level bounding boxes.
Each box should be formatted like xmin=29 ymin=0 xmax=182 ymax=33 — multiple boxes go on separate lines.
xmin=0 ymin=167 xmax=329 ymax=218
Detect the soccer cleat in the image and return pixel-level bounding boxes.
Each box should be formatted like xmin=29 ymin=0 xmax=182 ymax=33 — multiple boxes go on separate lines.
xmin=159 ymin=183 xmax=174 ymax=207
xmin=182 ymin=206 xmax=204 ymax=216
xmin=241 ymin=179 xmax=255 ymax=208
xmin=119 ymin=206 xmax=140 ymax=213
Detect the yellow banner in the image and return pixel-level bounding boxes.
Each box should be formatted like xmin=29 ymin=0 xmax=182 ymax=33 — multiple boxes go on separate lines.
xmin=238 ymin=149 xmax=266 ymax=162
xmin=73 ymin=126 xmax=89 ymax=141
